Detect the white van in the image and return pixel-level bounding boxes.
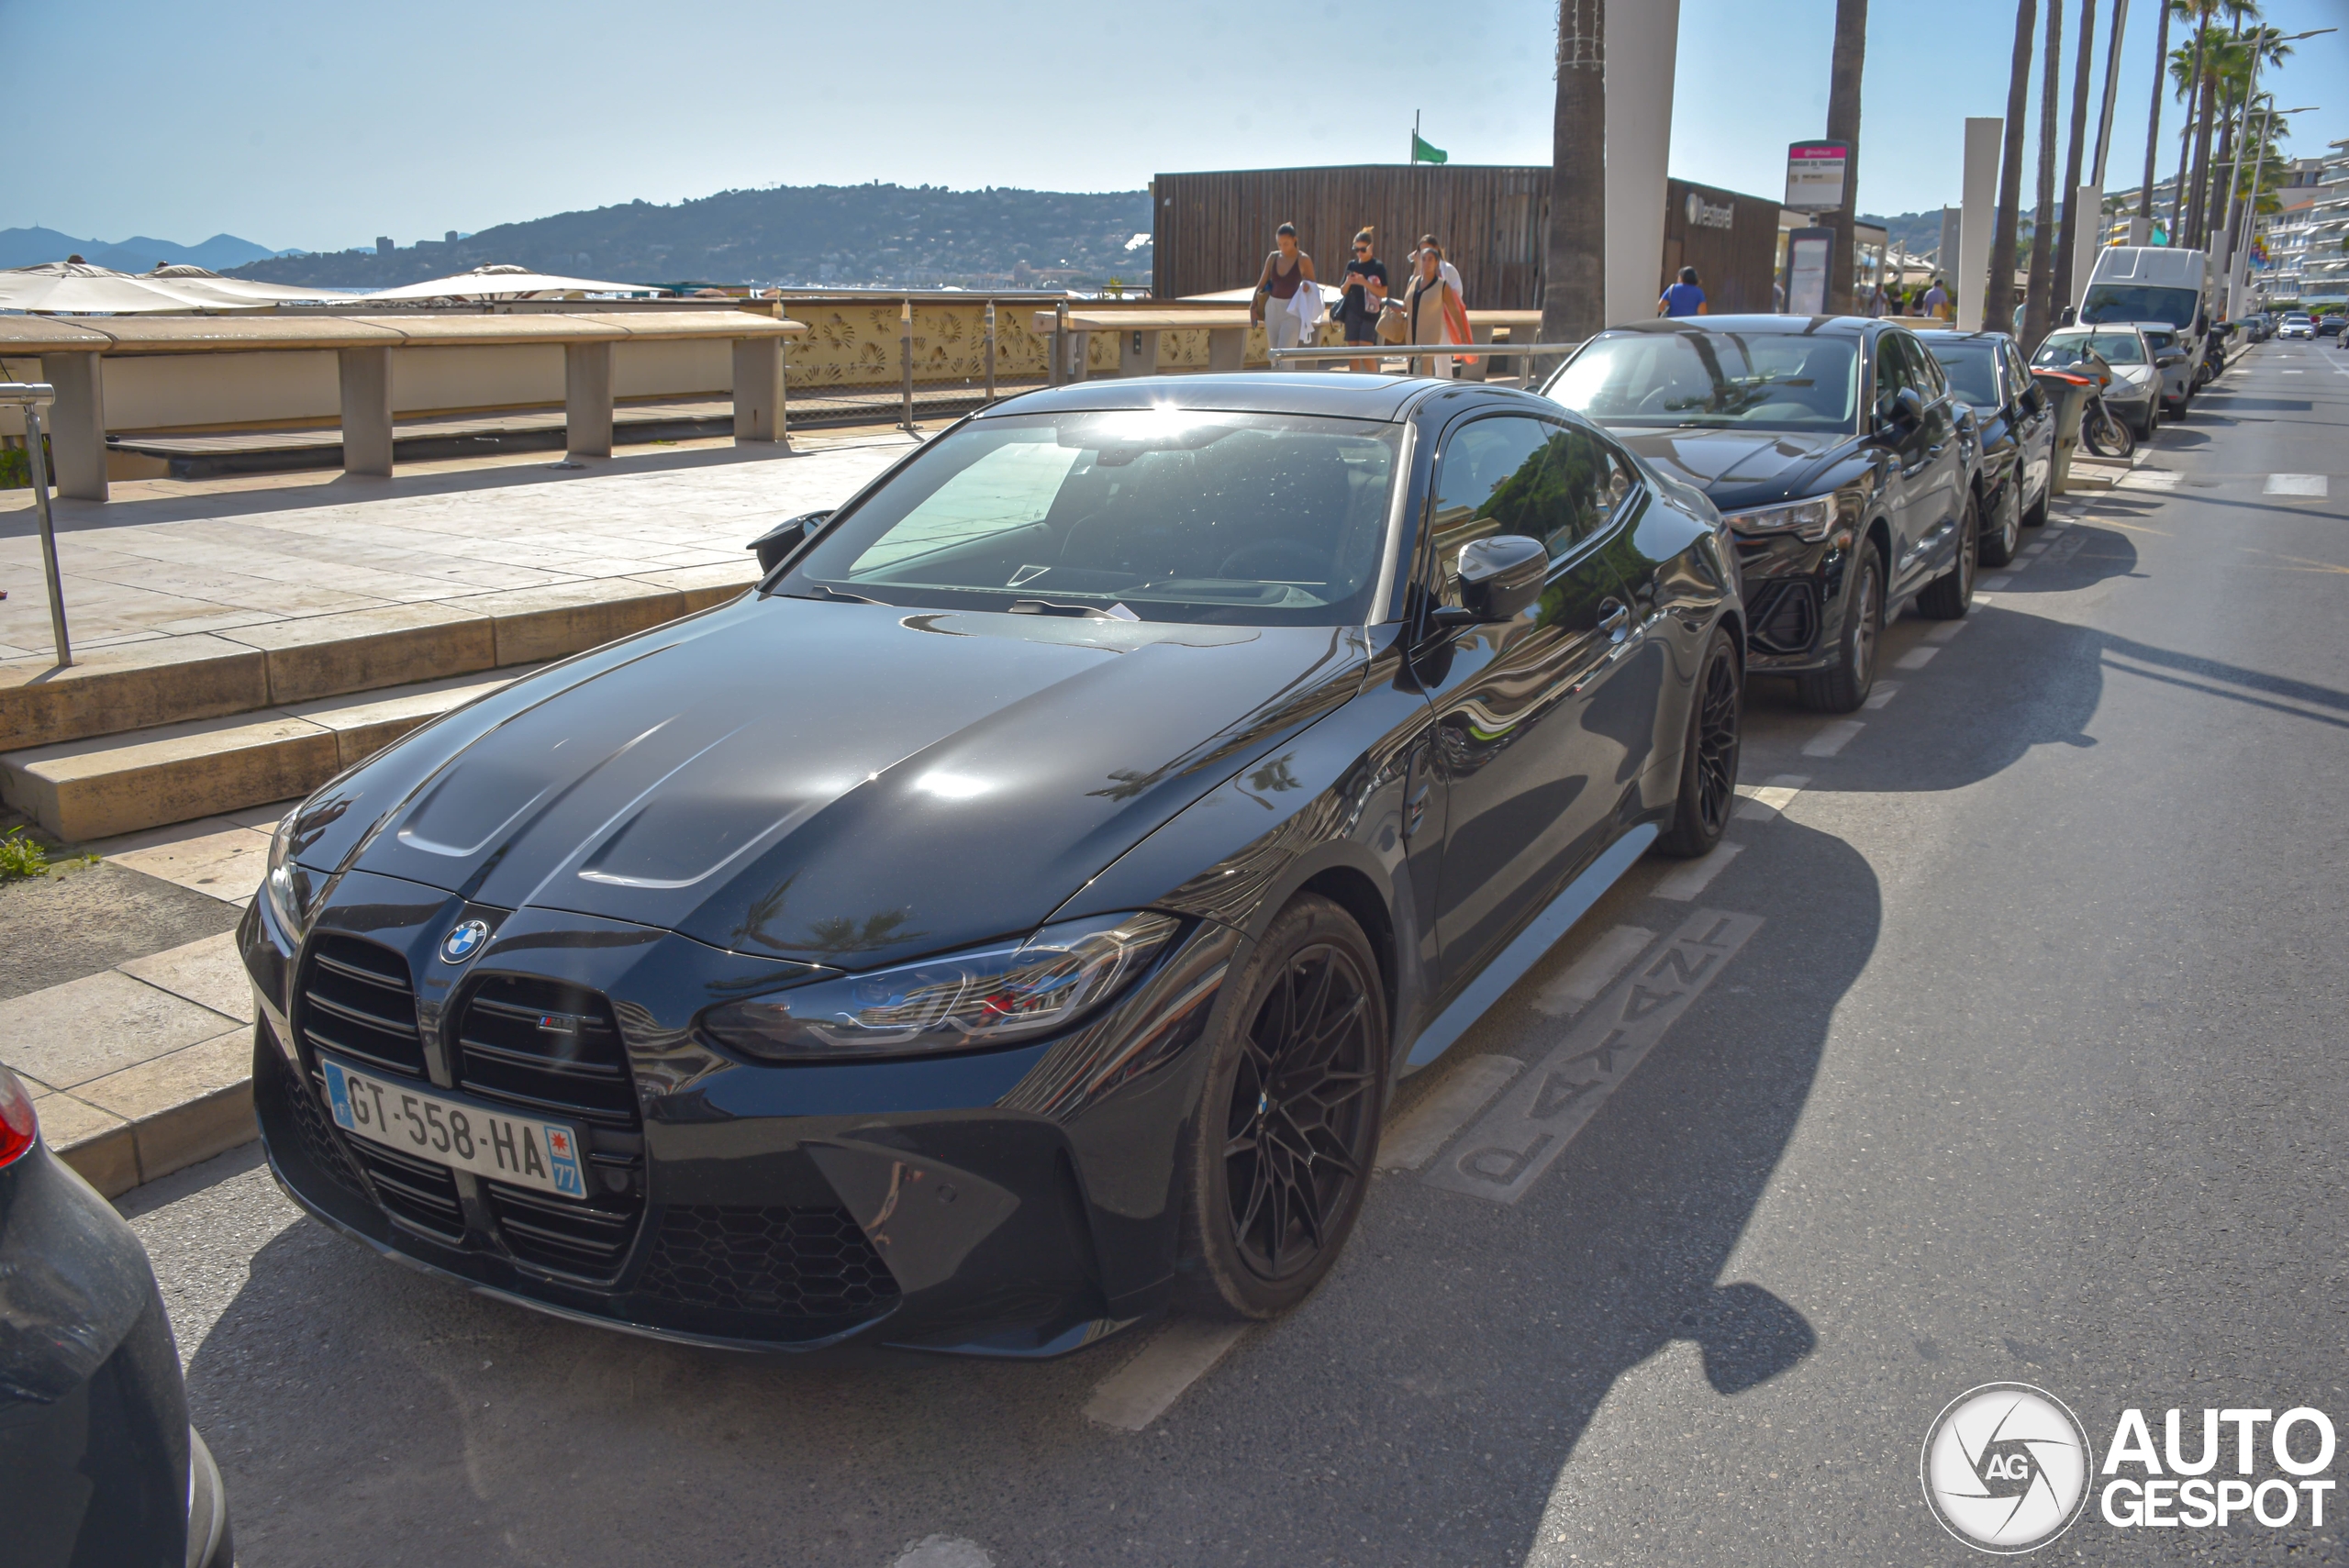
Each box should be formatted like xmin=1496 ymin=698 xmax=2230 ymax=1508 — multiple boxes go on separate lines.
xmin=2080 ymin=247 xmax=2213 ymax=383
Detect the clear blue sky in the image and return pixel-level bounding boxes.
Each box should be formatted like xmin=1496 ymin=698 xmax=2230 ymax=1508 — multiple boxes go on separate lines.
xmin=6 ymin=0 xmax=2342 ymax=251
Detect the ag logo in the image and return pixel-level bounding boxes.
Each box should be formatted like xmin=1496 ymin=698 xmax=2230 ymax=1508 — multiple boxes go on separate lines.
xmin=1921 ymin=1383 xmax=2094 ymax=1553
xmin=440 ymin=918 xmax=490 ymax=963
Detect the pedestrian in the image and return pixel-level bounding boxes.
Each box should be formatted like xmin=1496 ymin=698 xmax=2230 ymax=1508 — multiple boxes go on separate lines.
xmin=1658 ymin=265 xmax=1708 ymax=318
xmin=1922 ymin=277 xmax=1952 ymax=319
xmin=1410 ymin=234 xmax=1464 ymax=303
xmin=1402 ymin=241 xmax=1472 ymax=378
xmin=1251 ymin=223 xmax=1320 ymax=368
xmin=1339 ymin=228 xmax=1388 ymax=373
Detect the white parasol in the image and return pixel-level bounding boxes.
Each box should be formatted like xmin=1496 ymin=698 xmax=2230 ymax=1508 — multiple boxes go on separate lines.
xmin=360 ymin=264 xmax=671 ymax=302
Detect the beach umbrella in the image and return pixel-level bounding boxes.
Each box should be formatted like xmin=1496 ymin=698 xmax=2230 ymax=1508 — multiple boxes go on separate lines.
xmin=360 ymin=264 xmax=671 ymax=302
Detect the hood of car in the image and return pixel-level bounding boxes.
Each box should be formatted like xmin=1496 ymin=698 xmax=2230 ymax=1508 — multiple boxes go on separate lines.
xmin=1609 ymin=427 xmax=1865 ymax=507
xmin=291 ymin=595 xmax=1366 ymax=969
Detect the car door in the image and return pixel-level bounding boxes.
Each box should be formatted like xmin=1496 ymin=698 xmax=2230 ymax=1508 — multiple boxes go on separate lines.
xmin=1414 ymin=413 xmax=1638 ymax=987
xmin=1875 ymin=332 xmax=1957 ymax=590
xmin=2003 ymin=341 xmax=2054 ymax=503
xmin=1907 ymin=336 xmax=1968 ymax=572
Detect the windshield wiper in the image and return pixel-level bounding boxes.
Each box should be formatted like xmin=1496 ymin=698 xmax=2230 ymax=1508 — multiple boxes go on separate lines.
xmin=788 ymin=583 xmax=885 ymax=606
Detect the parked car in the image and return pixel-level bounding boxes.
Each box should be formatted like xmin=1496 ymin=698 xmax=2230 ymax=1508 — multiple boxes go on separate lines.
xmin=1541 ymin=316 xmax=1980 ymax=714
xmin=2081 ymin=245 xmax=2214 ymax=383
xmin=245 ymin=374 xmax=1745 ymax=1348
xmin=2032 ymin=326 xmax=2161 ymax=439
xmin=2118 ymin=322 xmax=2198 ymax=417
xmin=2319 ymin=315 xmax=2344 ymax=340
xmin=1914 ymin=328 xmax=2055 ymax=567
xmin=0 ymin=1067 xmax=233 ymax=1568
xmin=2278 ymin=314 xmax=2316 ymax=340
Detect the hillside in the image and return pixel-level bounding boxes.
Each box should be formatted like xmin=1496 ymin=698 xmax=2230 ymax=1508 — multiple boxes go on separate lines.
xmin=0 ymin=228 xmax=281 ymax=272
xmin=228 ymin=183 xmax=1155 ymax=292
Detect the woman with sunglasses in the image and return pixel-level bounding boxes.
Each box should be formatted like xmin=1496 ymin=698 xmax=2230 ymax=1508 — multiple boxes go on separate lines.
xmin=1339 ymin=228 xmax=1387 ymax=372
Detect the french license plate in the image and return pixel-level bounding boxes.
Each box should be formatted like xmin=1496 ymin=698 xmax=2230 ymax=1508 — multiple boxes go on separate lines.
xmin=319 ymin=1056 xmax=587 ymax=1200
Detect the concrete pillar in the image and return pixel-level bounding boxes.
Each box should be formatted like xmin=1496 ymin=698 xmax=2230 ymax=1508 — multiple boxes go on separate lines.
xmin=1207 ymin=328 xmax=1246 ymax=374
xmin=732 ymin=337 xmax=786 ymax=444
xmin=337 ymin=348 xmax=395 ymax=477
xmin=1956 ymin=117 xmax=2004 ymax=331
xmin=564 ymin=340 xmax=614 ymax=459
xmin=38 ymin=351 xmax=106 ymax=502
xmin=2069 ymin=183 xmax=2101 ymax=310
xmin=1069 ymin=331 xmax=1092 ymax=384
xmin=1604 ymin=0 xmax=1680 ymax=327
xmin=1118 ymin=329 xmax=1157 ymax=379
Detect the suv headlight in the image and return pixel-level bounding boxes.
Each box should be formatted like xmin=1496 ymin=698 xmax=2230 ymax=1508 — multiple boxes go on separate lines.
xmin=1720 ymin=490 xmax=1855 ymax=543
xmin=262 ymin=812 xmax=317 ymax=942
xmin=702 ymin=911 xmax=1181 ymax=1062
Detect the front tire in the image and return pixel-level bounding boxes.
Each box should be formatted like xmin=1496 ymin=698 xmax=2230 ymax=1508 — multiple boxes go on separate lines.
xmin=1177 ymin=895 xmax=1388 ymax=1320
xmin=1655 ymin=627 xmax=1742 ymax=859
xmin=1979 ymin=479 xmax=2022 ymax=566
xmin=1797 ymin=545 xmax=1882 ymax=714
xmin=1917 ymin=494 xmax=1978 ymax=620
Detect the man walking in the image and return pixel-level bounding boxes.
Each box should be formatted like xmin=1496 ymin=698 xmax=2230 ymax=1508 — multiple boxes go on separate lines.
xmin=1921 ymin=276 xmax=1952 ymax=319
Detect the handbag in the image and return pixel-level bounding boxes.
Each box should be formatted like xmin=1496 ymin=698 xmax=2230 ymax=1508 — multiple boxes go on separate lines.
xmin=1375 ymin=298 xmax=1408 ymax=345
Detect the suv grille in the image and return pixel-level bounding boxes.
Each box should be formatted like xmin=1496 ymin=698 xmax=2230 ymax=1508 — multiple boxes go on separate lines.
xmin=295 ymin=935 xmax=426 ymax=1078
xmin=455 ymin=976 xmax=644 ymax=1278
xmin=638 ymin=1206 xmax=901 ymax=1324
xmin=348 ymin=1137 xmax=465 ymax=1238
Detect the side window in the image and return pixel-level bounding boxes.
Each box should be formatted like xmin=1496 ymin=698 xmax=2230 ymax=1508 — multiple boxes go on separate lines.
xmin=1871 ymin=335 xmax=1917 ymax=421
xmin=1429 ymin=417 xmax=1628 ymax=595
xmin=1914 ymin=341 xmax=1948 ymax=398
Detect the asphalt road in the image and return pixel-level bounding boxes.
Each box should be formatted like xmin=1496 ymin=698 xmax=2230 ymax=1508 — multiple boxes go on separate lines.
xmin=123 ymin=341 xmax=2349 ymax=1567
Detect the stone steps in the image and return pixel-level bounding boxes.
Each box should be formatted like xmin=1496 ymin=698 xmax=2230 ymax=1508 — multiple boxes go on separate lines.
xmin=1 ymin=571 xmax=754 ymax=840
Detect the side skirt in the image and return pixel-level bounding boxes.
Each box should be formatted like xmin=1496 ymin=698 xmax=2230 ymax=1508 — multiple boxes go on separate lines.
xmin=1401 ymin=823 xmax=1661 ymax=1072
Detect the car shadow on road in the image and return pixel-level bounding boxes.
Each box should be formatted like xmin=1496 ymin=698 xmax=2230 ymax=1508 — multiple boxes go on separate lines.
xmin=174 ymin=824 xmax=1874 ymax=1568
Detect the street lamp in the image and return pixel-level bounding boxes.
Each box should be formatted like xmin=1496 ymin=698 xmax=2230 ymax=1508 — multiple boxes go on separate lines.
xmin=2224 ymin=28 xmax=2333 ymax=317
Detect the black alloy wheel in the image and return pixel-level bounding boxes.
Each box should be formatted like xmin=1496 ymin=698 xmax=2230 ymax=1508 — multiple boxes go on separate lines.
xmin=1181 ymin=895 xmax=1388 ymax=1318
xmin=1657 ymin=627 xmax=1742 ymax=858
xmin=1918 ymin=494 xmax=1977 ymax=619
xmin=1979 ymin=479 xmax=2022 ymax=567
xmin=1798 ymin=546 xmax=1882 ymax=714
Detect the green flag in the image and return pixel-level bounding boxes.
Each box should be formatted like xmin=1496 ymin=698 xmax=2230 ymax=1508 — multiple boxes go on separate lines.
xmin=1411 ymin=130 xmax=1448 ymax=165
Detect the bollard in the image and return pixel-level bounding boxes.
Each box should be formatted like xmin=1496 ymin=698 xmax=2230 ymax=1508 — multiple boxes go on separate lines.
xmin=2 ymin=384 xmax=71 ymax=666
xmin=2030 ymin=370 xmax=2091 ymax=495
xmin=900 ymin=299 xmax=916 ymax=432
xmin=984 ymin=300 xmax=996 ymax=406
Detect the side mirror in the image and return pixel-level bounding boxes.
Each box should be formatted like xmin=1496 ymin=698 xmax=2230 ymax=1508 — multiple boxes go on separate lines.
xmin=1879 ymin=386 xmax=1926 ymax=433
xmin=2158 ymin=352 xmax=2186 ymax=368
xmin=749 ymin=509 xmax=835 ymax=574
xmin=1452 ymin=535 xmax=1548 ymax=624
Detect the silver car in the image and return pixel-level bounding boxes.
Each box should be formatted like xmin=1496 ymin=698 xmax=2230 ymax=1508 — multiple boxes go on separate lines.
xmin=2120 ymin=322 xmax=2196 ymax=416
xmin=2031 ymin=326 xmax=2161 ymax=439
xmin=2279 ymin=314 xmax=2316 ymax=340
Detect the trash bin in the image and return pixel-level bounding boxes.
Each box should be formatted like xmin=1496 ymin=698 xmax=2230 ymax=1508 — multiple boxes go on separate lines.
xmin=2030 ymin=369 xmax=2093 ymax=495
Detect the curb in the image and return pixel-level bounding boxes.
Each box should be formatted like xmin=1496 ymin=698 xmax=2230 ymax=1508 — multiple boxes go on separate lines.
xmin=51 ymin=1079 xmax=255 ymax=1199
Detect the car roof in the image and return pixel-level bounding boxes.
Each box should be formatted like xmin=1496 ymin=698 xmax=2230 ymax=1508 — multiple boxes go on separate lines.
xmin=1598 ymin=314 xmax=1873 ymax=338
xmin=977 ymin=373 xmax=1441 ymax=423
xmin=1909 ymin=328 xmax=2012 ymax=348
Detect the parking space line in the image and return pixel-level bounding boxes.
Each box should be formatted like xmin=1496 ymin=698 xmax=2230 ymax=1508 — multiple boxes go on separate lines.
xmin=1801 ymin=718 xmax=1865 ymax=756
xmin=1378 ymin=1054 xmax=1526 ymax=1170
xmin=1421 ymin=908 xmax=1765 ymax=1204
xmin=1980 ymin=573 xmax=2016 ymax=591
xmin=2266 ymin=473 xmax=2329 ymax=497
xmin=1924 ymin=620 xmax=1967 ymax=643
xmin=1652 ymin=842 xmax=1742 ymax=900
xmin=1734 ymin=773 xmax=1810 ymax=822
xmin=1894 ymin=646 xmax=1939 ymax=670
xmin=1084 ymin=1320 xmax=1250 ymax=1432
xmin=1531 ymin=923 xmax=1659 ymax=1015
xmin=1862 ymin=681 xmax=1902 ymax=710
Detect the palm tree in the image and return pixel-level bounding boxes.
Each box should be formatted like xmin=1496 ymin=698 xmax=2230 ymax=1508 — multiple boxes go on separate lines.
xmin=2169 ymin=0 xmax=2212 ymax=240
xmin=2054 ymin=0 xmax=2099 ymax=311
xmin=2139 ymin=0 xmax=2171 ymax=230
xmin=1823 ymin=0 xmax=1869 ymax=314
xmin=1989 ymin=0 xmax=2038 ymax=329
xmin=2021 ymin=0 xmax=2064 ymax=351
xmin=1541 ymin=0 xmax=1606 ymax=341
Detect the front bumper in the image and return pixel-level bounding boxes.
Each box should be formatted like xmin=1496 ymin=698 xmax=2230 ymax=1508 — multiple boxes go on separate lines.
xmin=245 ymin=872 xmax=1242 ymax=1358
xmin=1732 ymin=528 xmax=1859 ymax=674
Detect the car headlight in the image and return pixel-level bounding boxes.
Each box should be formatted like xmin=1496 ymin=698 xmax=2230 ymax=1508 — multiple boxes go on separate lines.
xmin=1720 ymin=490 xmax=1854 ymax=543
xmin=263 ymin=812 xmax=317 ymax=942
xmin=702 ymin=910 xmax=1182 ymax=1062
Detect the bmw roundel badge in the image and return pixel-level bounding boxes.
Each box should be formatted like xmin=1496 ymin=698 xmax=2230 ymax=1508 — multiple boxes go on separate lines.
xmin=440 ymin=918 xmax=489 ymax=963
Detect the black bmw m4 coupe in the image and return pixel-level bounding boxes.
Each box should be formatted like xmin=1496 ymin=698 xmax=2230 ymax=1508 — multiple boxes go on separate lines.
xmin=244 ymin=373 xmax=1744 ymax=1356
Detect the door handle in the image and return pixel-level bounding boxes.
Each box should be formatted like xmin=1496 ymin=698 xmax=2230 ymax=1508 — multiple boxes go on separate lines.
xmin=1598 ymin=600 xmax=1630 ymax=642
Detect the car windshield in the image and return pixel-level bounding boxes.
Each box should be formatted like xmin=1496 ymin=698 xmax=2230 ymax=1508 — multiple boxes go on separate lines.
xmin=2286 ymin=316 xmax=2312 ymax=325
xmin=2035 ymin=332 xmax=2145 ymax=366
xmin=776 ymin=409 xmax=1402 ymax=625
xmin=1922 ymin=342 xmax=2001 ymax=407
xmin=1545 ymin=330 xmax=1861 ymax=431
xmin=2080 ymin=284 xmax=2199 ymax=329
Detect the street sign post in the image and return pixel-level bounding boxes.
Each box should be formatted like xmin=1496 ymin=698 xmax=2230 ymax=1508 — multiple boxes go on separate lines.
xmin=1785 ymin=141 xmax=1849 ymax=214
xmin=1787 ymin=228 xmax=1833 ymax=317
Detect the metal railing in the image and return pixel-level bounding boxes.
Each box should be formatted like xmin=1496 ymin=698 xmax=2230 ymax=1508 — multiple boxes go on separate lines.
xmin=2 ymin=384 xmax=69 ymax=666
xmin=1265 ymin=341 xmax=1587 ymax=372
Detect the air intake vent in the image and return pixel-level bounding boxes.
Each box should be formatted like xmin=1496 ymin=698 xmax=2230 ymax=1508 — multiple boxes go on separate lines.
xmin=1748 ymin=579 xmax=1820 ymax=657
xmin=484 ymin=1182 xmax=640 ymax=1275
xmin=348 ymin=1137 xmax=465 ymax=1240
xmin=295 ymin=935 xmax=425 ymax=1078
xmin=638 ymin=1206 xmax=901 ymax=1325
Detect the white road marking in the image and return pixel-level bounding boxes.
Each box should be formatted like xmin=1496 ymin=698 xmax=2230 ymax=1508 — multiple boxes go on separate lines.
xmin=1734 ymin=773 xmax=1810 ymax=822
xmin=2019 ymin=544 xmax=2048 ymax=557
xmin=2266 ymin=473 xmax=2329 ymax=497
xmin=1925 ymin=619 xmax=1967 ymax=643
xmin=894 ymin=1539 xmax=996 ymax=1568
xmin=1862 ymin=681 xmax=1903 ymax=710
xmin=1651 ymin=842 xmax=1743 ymax=901
xmin=2281 ymin=369 xmax=2305 ymax=374
xmin=1423 ymin=909 xmax=1764 ymax=1203
xmin=1894 ymin=646 xmax=1940 ymax=670
xmin=1084 ymin=1320 xmax=1249 ymax=1431
xmin=1980 ymin=573 xmax=2016 ymax=591
xmin=2118 ymin=469 xmax=2182 ymax=491
xmin=1531 ymin=923 xmax=1659 ymax=1017
xmin=1801 ymin=718 xmax=1865 ymax=755
xmin=1378 ymin=1054 xmax=1527 ymax=1169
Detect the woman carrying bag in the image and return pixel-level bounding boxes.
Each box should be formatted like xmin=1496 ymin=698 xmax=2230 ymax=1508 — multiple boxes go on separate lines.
xmin=1402 ymin=243 xmax=1475 ymax=379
